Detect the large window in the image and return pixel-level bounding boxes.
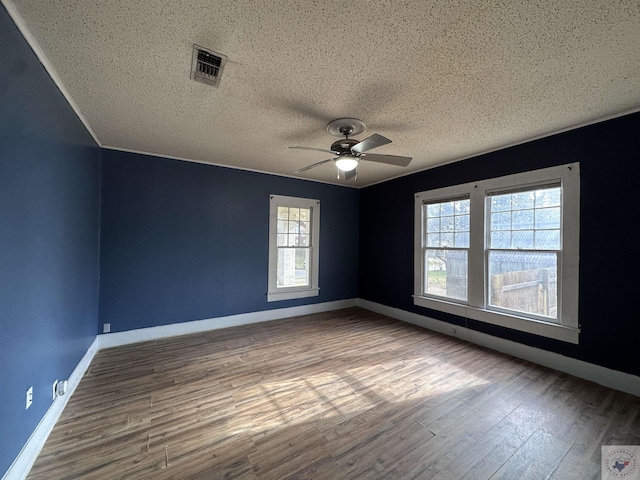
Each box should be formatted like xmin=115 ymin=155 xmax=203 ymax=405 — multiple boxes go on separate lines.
xmin=414 ymin=164 xmax=580 ymax=343
xmin=268 ymin=195 xmax=320 ymax=302
xmin=487 ymin=186 xmax=561 ymax=320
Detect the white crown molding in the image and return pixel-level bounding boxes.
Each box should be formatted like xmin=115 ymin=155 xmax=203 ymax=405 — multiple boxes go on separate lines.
xmin=101 ymin=145 xmax=360 ymax=189
xmin=1 ymin=0 xmax=102 ymax=147
xmin=364 ymin=106 xmax=640 ymax=188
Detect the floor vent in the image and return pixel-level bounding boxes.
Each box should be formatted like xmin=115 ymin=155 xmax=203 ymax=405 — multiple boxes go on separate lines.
xmin=191 ymin=45 xmax=227 ymax=87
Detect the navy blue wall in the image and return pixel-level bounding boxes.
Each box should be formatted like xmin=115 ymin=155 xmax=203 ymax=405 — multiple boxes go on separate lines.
xmin=2 ymin=0 xmax=639 ymax=473
xmin=0 ymin=5 xmax=102 ymax=476
xmin=99 ymin=150 xmax=359 ymax=332
xmin=359 ymin=112 xmax=640 ymax=377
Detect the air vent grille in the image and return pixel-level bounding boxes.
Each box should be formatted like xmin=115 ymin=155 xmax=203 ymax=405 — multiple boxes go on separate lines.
xmin=191 ymin=45 xmax=227 ymax=87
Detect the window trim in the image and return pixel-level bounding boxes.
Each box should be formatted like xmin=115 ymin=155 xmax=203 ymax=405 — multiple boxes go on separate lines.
xmin=414 ymin=163 xmax=580 ymax=343
xmin=268 ymin=194 xmax=320 ymax=302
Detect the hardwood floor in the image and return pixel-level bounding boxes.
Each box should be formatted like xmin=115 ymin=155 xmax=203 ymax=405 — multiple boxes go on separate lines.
xmin=28 ymin=308 xmax=640 ymax=479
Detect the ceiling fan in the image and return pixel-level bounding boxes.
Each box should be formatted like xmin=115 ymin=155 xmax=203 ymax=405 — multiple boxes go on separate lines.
xmin=289 ymin=118 xmax=412 ymax=180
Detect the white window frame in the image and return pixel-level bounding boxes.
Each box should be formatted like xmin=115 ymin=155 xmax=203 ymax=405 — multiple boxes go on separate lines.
xmin=414 ymin=163 xmax=580 ymax=343
xmin=268 ymin=194 xmax=320 ymax=302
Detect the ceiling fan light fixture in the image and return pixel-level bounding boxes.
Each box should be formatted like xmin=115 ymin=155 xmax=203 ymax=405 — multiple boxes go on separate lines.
xmin=334 ymin=157 xmax=359 ymax=172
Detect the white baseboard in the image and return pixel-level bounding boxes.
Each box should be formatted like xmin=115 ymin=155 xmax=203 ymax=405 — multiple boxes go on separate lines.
xmin=6 ymin=299 xmax=357 ymax=479
xmin=98 ymin=298 xmax=359 ymax=348
xmin=3 ymin=337 xmax=99 ymax=480
xmin=6 ymin=300 xmax=358 ymax=479
xmin=358 ymin=299 xmax=640 ymax=398
xmin=10 ymin=297 xmax=636 ymax=480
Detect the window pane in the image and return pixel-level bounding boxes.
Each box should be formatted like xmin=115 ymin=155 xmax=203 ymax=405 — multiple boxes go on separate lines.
xmin=512 ymin=230 xmax=534 ymax=249
xmin=277 ymin=206 xmax=289 ymax=220
xmin=441 ymin=233 xmax=454 ymax=247
xmin=441 ymin=216 xmax=454 ymax=232
xmin=426 ymin=204 xmax=440 ymax=217
xmin=455 ymin=199 xmax=470 ymax=215
xmin=512 ymin=209 xmax=534 ymax=230
xmin=277 ymin=220 xmax=288 ymax=234
xmin=491 ymin=211 xmax=511 ymax=230
xmin=491 ymin=195 xmax=511 ymax=212
xmin=298 ymin=234 xmax=309 ymax=247
xmin=425 ymin=249 xmax=467 ymax=301
xmin=492 ymin=231 xmax=511 ymax=248
xmin=454 ymin=232 xmax=469 ymax=248
xmin=295 ymin=248 xmax=310 ymax=285
xmin=427 ymin=233 xmax=440 ymax=247
xmin=535 ymin=188 xmax=560 ymax=207
xmin=488 ymin=250 xmax=557 ymax=320
xmin=512 ymin=191 xmax=534 ymax=209
xmin=299 ymin=208 xmax=311 ymax=222
xmin=535 ymin=207 xmax=560 ymax=229
xmin=455 ymin=214 xmax=469 ymax=232
xmin=277 ymin=248 xmax=297 ymax=287
xmin=277 ymin=234 xmax=287 ymax=246
xmin=277 ymin=247 xmax=310 ymax=288
xmin=535 ymin=230 xmax=560 ymax=249
xmin=427 ymin=218 xmax=440 ymax=233
xmin=441 ymin=202 xmax=454 ymax=216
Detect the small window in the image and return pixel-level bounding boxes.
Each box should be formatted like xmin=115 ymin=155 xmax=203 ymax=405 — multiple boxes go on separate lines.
xmin=414 ymin=163 xmax=580 ymax=343
xmin=422 ymin=197 xmax=470 ymax=301
xmin=268 ymin=195 xmax=320 ymax=302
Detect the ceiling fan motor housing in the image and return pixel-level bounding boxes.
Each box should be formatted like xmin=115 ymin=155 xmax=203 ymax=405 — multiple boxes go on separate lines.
xmin=330 ymin=138 xmax=361 ymax=156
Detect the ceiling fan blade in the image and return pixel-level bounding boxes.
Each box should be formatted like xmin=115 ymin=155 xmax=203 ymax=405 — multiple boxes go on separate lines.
xmin=351 ymin=133 xmax=392 ymax=154
xmin=362 ymin=153 xmax=412 ymax=167
xmin=345 ymin=168 xmax=358 ymax=181
xmin=293 ymin=158 xmax=334 ymax=173
xmin=289 ymin=146 xmax=336 ymax=155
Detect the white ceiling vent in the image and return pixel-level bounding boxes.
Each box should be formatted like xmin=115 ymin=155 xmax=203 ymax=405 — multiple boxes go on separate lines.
xmin=190 ymin=45 xmax=227 ymax=87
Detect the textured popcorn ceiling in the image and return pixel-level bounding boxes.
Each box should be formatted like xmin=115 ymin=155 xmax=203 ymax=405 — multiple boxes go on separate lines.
xmin=5 ymin=0 xmax=640 ymax=187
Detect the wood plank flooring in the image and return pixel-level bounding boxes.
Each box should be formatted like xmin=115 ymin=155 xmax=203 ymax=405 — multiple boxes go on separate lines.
xmin=27 ymin=308 xmax=640 ymax=479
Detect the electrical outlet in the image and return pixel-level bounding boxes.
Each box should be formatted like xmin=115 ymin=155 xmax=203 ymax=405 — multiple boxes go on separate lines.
xmin=103 ymin=323 xmax=111 ymax=333
xmin=52 ymin=380 xmax=58 ymax=400
xmin=26 ymin=386 xmax=33 ymax=409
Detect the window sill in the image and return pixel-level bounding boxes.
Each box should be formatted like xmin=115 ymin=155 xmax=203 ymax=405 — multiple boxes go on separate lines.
xmin=268 ymin=288 xmax=319 ymax=302
xmin=413 ymin=295 xmax=579 ymax=344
